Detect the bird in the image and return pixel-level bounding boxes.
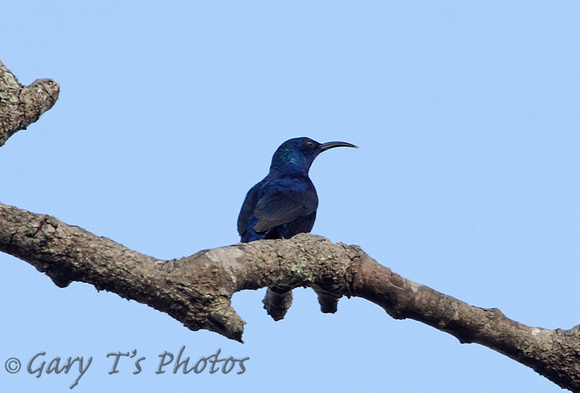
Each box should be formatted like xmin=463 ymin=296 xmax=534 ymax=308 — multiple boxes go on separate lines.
xmin=238 ymin=137 xmax=357 ymax=321
xmin=237 ymin=137 xmax=356 ymax=320
xmin=237 ymin=137 xmax=357 ymax=243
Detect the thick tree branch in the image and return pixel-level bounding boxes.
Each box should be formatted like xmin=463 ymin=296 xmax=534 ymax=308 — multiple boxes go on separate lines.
xmin=0 ymin=59 xmax=60 ymax=146
xmin=2 ymin=59 xmax=580 ymax=392
xmin=1 ymin=202 xmax=579 ymax=391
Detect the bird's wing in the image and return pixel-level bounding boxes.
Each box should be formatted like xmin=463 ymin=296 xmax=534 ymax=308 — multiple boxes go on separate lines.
xmin=237 ymin=182 xmax=261 ymax=236
xmin=253 ymin=190 xmax=318 ymax=233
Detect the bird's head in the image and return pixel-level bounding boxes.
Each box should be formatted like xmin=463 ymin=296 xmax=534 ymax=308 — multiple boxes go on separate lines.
xmin=270 ymin=137 xmax=357 ymax=174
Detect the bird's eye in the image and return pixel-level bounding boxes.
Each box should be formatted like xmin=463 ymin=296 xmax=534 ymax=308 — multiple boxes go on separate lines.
xmin=306 ymin=141 xmax=314 ymax=147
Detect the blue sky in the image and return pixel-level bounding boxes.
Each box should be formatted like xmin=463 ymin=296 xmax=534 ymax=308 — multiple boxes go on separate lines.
xmin=1 ymin=2 xmax=579 ymax=392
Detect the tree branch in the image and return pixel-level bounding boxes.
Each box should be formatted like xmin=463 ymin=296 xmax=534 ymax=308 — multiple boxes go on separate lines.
xmin=2 ymin=59 xmax=579 ymax=392
xmin=0 ymin=59 xmax=60 ymax=146
xmin=1 ymin=202 xmax=579 ymax=390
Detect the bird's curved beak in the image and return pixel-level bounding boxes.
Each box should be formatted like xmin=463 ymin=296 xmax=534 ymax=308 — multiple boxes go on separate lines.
xmin=320 ymin=141 xmax=358 ymax=152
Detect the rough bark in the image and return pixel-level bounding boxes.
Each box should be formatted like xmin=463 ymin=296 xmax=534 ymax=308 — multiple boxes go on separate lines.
xmin=2 ymin=205 xmax=580 ymax=390
xmin=1 ymin=60 xmax=580 ymax=392
xmin=0 ymin=59 xmax=59 ymax=146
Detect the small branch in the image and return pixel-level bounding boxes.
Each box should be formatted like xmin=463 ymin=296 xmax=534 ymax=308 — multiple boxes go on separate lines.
xmin=262 ymin=287 xmax=292 ymax=320
xmin=0 ymin=202 xmax=579 ymax=390
xmin=0 ymin=59 xmax=60 ymax=146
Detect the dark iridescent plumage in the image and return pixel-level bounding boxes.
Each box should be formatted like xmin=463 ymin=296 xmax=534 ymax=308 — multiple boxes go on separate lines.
xmin=238 ymin=137 xmax=356 ymax=243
